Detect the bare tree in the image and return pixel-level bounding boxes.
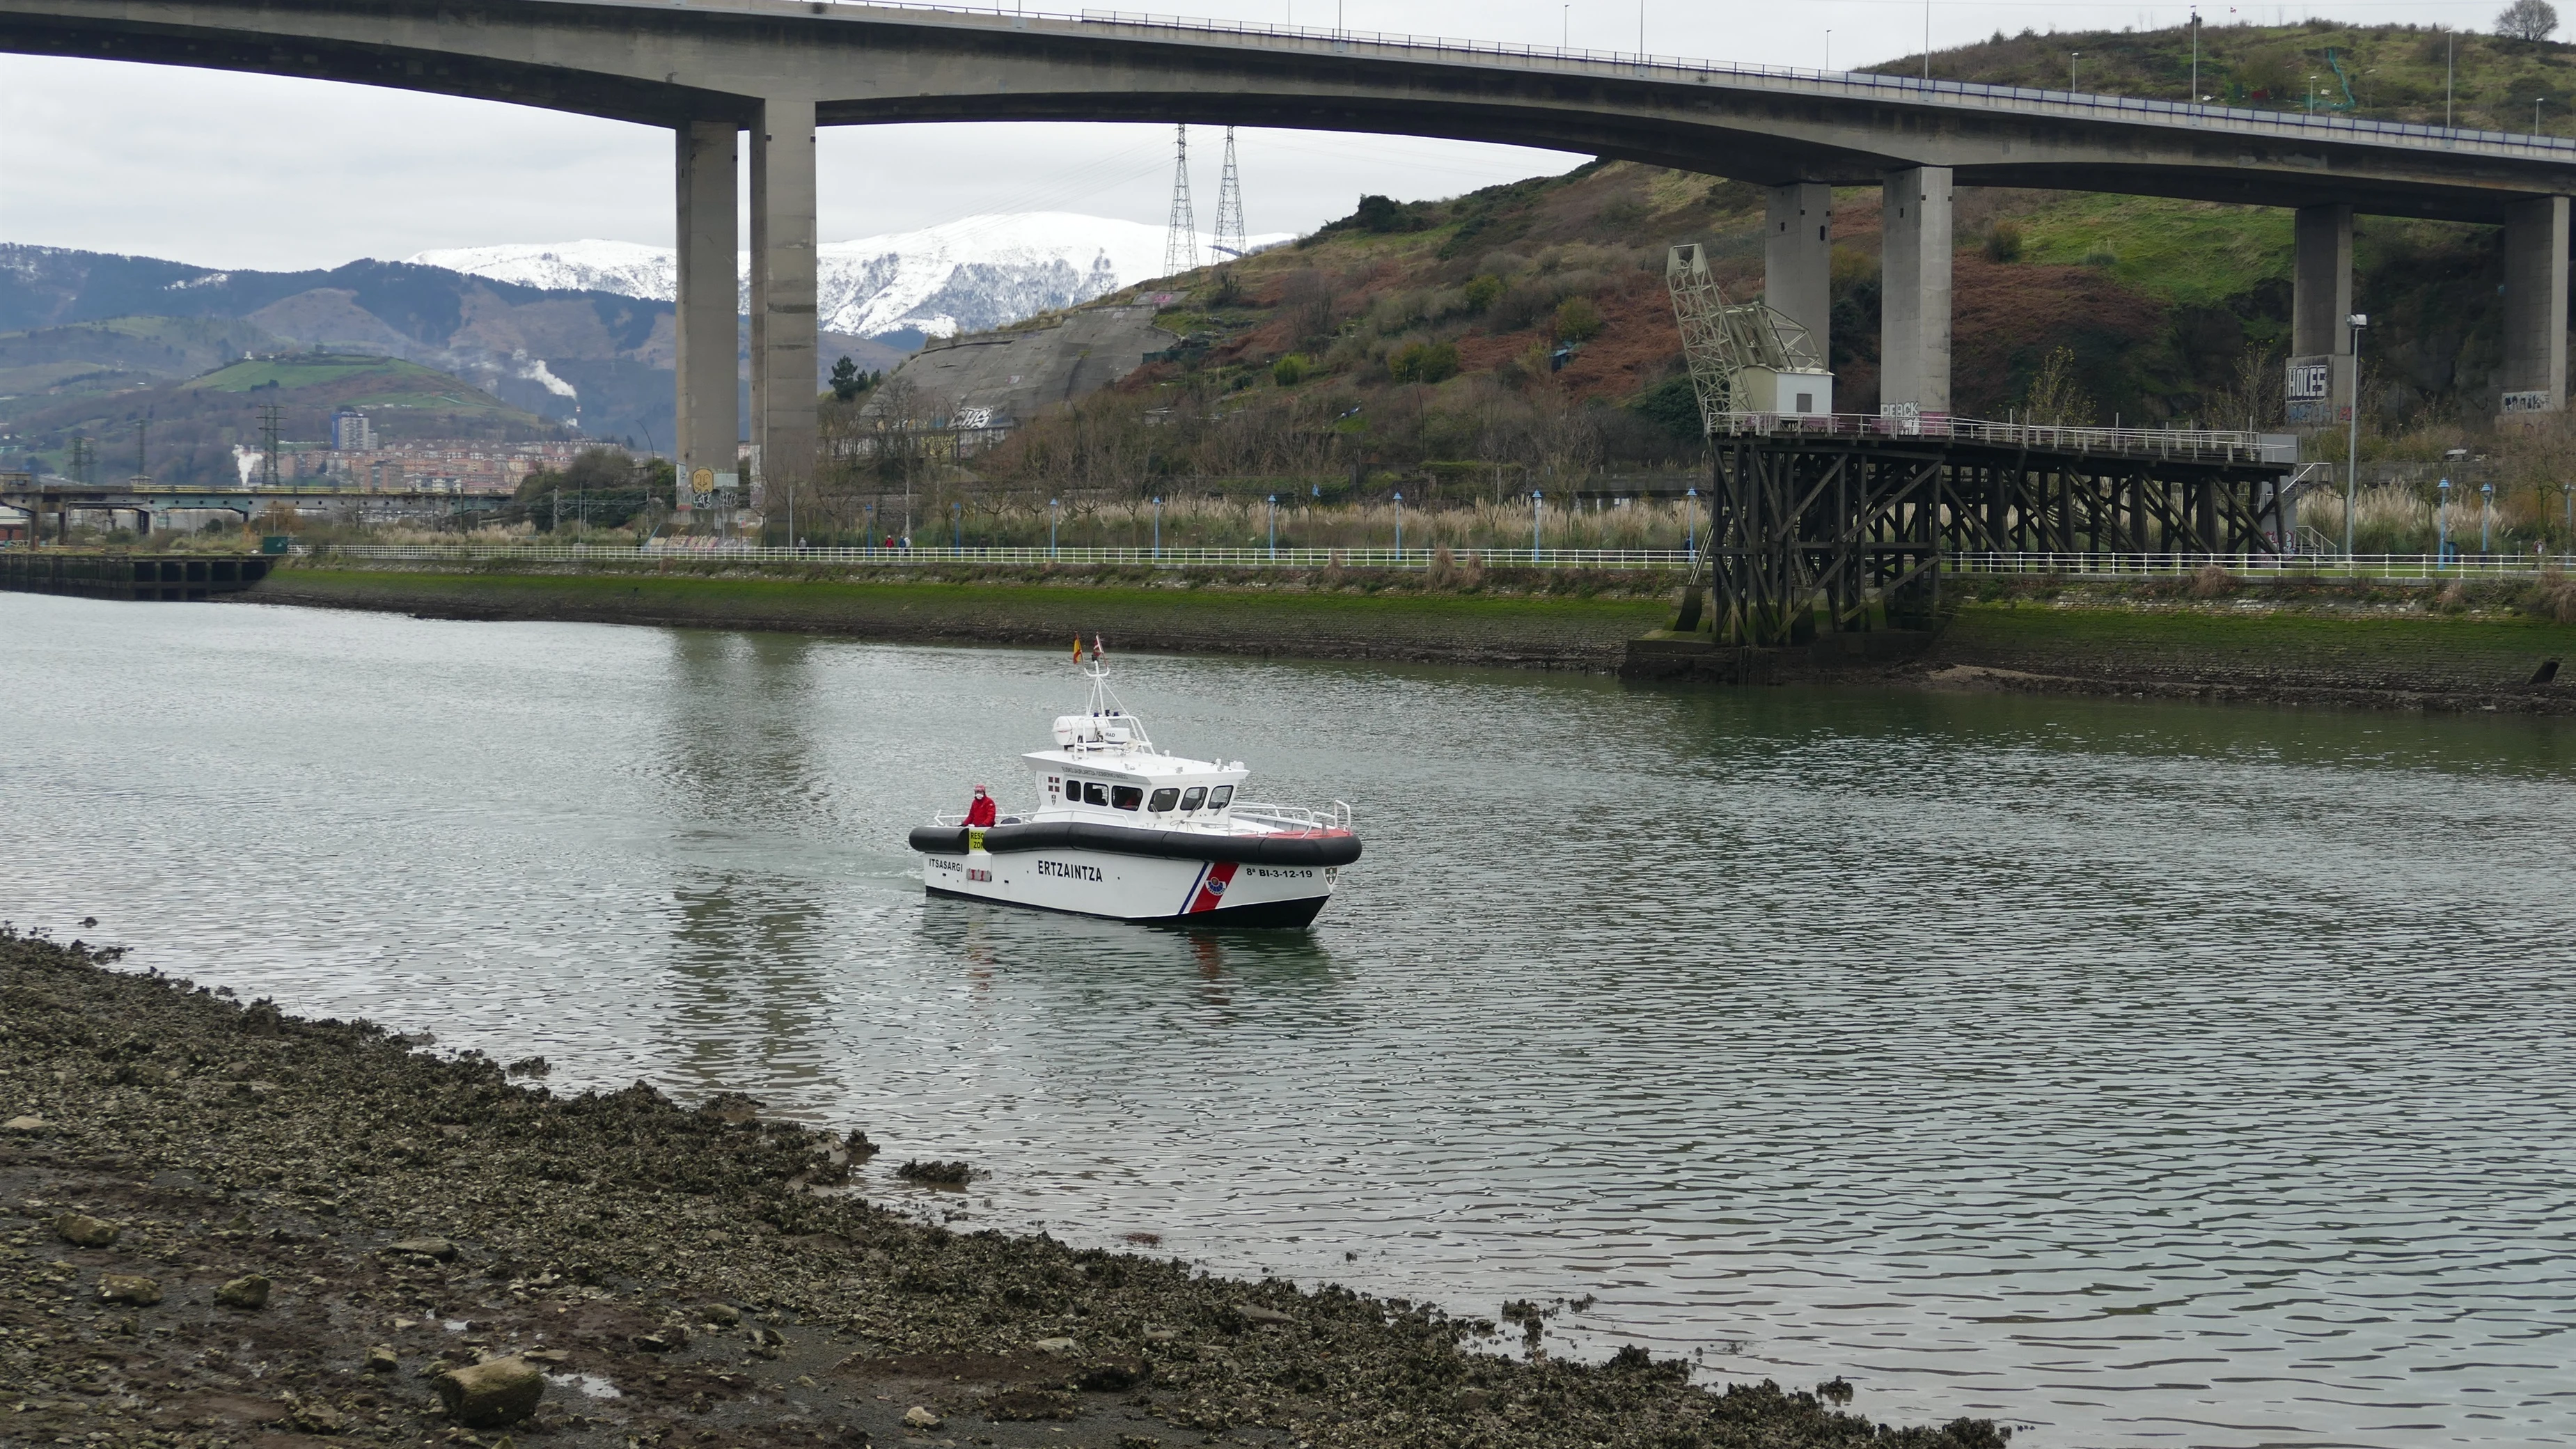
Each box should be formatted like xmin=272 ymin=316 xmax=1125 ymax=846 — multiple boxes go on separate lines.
xmin=2017 ymin=347 xmax=2096 ymax=426
xmin=2206 ymin=343 xmax=2284 ymax=433
xmin=2497 ymin=0 xmax=2557 ymax=41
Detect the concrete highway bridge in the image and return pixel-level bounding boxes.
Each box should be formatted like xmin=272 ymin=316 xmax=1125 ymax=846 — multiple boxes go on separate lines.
xmin=6 ymin=0 xmax=2574 ymax=496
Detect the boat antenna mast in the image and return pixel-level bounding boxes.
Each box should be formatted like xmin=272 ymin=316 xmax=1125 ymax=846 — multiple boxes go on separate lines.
xmin=1075 ymin=634 xmax=1154 ymax=749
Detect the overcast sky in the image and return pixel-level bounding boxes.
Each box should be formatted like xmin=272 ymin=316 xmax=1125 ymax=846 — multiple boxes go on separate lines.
xmin=0 ymin=0 xmax=2522 ymax=271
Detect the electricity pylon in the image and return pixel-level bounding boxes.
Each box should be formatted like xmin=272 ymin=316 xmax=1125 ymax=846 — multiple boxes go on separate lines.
xmin=1162 ymin=124 xmax=1198 ymax=276
xmin=1211 ymin=125 xmax=1248 ymax=262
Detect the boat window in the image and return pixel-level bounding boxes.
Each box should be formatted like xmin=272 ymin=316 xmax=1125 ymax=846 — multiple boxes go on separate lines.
xmin=1147 ymin=788 xmax=1180 ymax=812
xmin=1179 ymin=786 xmax=1207 ymax=810
xmin=1082 ymin=782 xmax=1108 ymax=806
xmin=1112 ymin=785 xmax=1143 ymax=811
xmin=1209 ymin=785 xmax=1234 ymax=808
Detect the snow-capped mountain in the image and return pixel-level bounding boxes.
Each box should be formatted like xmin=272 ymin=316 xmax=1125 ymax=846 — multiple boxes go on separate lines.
xmin=406 ymin=212 xmax=1290 ymax=339
xmin=405 ymin=239 xmax=675 ymax=302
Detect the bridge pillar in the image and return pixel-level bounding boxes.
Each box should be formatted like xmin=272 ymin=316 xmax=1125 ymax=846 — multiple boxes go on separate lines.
xmin=2291 ymin=204 xmax=2353 ymax=361
xmin=1764 ymin=183 xmax=1832 ymax=352
xmin=750 ymin=97 xmax=820 ymax=499
xmin=675 ymin=119 xmax=741 ymax=505
xmin=2501 ymin=196 xmax=2569 ymax=416
xmin=1878 ymin=166 xmax=1951 ymax=417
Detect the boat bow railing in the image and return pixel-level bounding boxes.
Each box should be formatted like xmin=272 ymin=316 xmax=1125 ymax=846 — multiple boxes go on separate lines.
xmin=1232 ymin=799 xmax=1355 ymax=834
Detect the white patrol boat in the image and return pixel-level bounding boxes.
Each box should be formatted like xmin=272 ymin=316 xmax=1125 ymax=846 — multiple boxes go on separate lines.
xmin=910 ymin=641 xmax=1361 ymax=927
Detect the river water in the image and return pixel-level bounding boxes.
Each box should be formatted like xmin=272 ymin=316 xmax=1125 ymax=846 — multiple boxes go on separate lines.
xmin=4 ymin=592 xmax=2571 ymax=1447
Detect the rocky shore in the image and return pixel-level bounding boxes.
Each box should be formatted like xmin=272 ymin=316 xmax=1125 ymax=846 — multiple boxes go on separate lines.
xmin=0 ymin=926 xmax=2006 ymax=1448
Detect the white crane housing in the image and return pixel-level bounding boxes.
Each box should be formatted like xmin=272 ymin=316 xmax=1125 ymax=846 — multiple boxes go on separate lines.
xmin=1666 ymin=242 xmax=1833 ymax=432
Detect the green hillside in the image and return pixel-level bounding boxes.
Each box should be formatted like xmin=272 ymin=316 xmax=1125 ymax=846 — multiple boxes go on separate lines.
xmin=0 ymin=315 xmax=285 ymax=416
xmin=1876 ymin=21 xmax=2576 ymax=134
xmin=184 ymin=354 xmax=518 ymax=412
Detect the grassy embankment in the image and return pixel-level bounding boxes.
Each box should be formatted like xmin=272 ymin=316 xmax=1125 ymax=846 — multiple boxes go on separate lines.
xmin=246 ymin=563 xmax=1676 ymax=668
xmin=1926 ymin=574 xmax=2576 ymax=707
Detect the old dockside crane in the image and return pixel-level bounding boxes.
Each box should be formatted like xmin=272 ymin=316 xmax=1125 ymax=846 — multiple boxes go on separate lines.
xmin=1665 ymin=243 xmax=1851 ymax=645
xmin=1664 ymin=243 xmax=2298 ymax=655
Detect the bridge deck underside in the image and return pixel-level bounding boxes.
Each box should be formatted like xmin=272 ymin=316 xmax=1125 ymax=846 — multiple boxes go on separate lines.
xmin=1706 ymin=437 xmax=2288 ymax=644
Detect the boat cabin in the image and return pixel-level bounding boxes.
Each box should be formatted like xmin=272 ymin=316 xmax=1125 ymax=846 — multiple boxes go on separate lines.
xmin=1026 ymin=710 xmax=1246 ymax=827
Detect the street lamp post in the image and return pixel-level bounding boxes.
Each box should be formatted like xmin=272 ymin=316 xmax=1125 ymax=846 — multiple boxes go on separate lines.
xmin=2344 ymin=313 xmax=2369 ymax=560
xmin=952 ymin=499 xmax=962 ymax=551
xmin=2070 ymin=51 xmax=2080 ymax=90
xmin=1686 ymin=485 xmax=1699 ymax=560
xmin=1392 ymin=489 xmax=1403 ymax=558
xmin=1532 ymin=489 xmax=1544 ymax=557
xmin=2437 ymin=477 xmax=2451 ymax=563
xmin=2482 ymin=480 xmax=2495 ymax=554
xmin=1267 ymin=494 xmax=1277 ymax=561
xmin=2189 ymin=10 xmax=2200 ymax=100
xmin=1049 ymin=497 xmax=1059 ymax=558
xmin=1152 ymin=496 xmax=1162 ymax=560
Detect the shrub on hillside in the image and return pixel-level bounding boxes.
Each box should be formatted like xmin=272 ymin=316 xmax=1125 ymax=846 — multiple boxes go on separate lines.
xmin=1307 ymin=193 xmax=1421 ymax=239
xmin=1984 ymin=220 xmax=2025 ymax=263
xmin=1489 ymin=281 xmax=1562 ymax=332
xmin=1630 ymin=375 xmax=1705 ymax=441
xmin=1553 ymin=297 xmax=1605 ymax=343
xmin=1389 ymin=341 xmax=1461 ymax=385
xmin=1273 ymin=353 xmax=1313 ymax=386
xmin=1463 ymin=274 xmax=1505 ymax=312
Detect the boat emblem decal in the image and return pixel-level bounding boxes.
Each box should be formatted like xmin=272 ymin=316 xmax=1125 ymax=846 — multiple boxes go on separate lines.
xmin=1187 ymin=861 xmax=1241 ymax=914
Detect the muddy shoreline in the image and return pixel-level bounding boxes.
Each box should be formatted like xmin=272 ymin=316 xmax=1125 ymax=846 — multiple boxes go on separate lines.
xmin=237 ymin=565 xmax=1673 ymax=671
xmin=0 ymin=927 xmax=2005 ymax=1448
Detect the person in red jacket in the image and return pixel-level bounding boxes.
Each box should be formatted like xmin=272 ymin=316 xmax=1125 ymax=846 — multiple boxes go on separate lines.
xmin=964 ymin=784 xmax=998 ymax=827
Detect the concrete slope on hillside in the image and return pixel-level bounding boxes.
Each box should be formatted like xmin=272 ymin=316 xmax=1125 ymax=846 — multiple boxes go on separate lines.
xmin=866 ymin=304 xmax=1172 ymax=429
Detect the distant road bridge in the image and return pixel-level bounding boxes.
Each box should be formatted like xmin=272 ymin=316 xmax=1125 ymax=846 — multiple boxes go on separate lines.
xmin=0 ymin=478 xmax=506 ymax=540
xmin=3 ymin=0 xmax=2571 ymax=489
